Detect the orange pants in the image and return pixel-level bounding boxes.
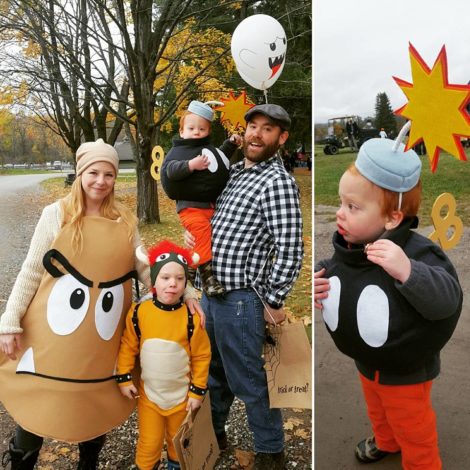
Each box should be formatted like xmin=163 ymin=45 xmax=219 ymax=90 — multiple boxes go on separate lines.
xmin=359 ymin=373 xmax=441 ymax=470
xmin=178 ymin=207 xmax=214 ymax=265
xmin=135 ymin=392 xmax=187 ymax=470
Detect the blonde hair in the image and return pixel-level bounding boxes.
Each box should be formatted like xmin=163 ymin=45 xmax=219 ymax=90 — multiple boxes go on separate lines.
xmin=61 ymin=175 xmax=137 ymax=253
xmin=347 ymin=164 xmax=422 ymax=218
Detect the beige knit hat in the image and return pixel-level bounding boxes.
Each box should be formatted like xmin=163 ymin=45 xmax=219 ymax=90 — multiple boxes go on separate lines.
xmin=76 ymin=138 xmax=119 ymax=176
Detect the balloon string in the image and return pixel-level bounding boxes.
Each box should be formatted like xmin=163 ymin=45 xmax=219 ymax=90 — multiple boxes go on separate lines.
xmin=263 ymin=89 xmax=268 ymax=104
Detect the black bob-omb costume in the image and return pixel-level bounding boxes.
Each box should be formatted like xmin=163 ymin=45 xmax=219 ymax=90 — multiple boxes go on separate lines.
xmin=160 ymin=135 xmax=238 ymax=204
xmin=317 ymin=217 xmax=462 ymax=385
xmin=317 ymin=137 xmax=463 ymax=386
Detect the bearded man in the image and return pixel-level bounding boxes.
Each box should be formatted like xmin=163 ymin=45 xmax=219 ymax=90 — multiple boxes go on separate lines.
xmin=193 ymin=104 xmax=304 ymax=469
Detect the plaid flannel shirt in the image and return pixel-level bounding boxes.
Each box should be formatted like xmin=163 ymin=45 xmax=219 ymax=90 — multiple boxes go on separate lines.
xmin=211 ymin=155 xmax=304 ymax=308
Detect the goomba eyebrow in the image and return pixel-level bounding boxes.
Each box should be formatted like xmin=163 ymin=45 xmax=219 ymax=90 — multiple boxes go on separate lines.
xmin=43 ymin=250 xmax=137 ymax=289
xmin=43 ymin=249 xmax=93 ymax=287
xmin=98 ymin=270 xmax=138 ymax=288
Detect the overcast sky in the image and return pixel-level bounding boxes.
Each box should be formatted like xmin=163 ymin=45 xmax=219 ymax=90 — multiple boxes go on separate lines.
xmin=314 ymin=0 xmax=470 ymax=123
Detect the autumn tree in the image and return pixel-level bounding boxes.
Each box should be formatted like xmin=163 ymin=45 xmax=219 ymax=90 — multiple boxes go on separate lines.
xmin=0 ymin=0 xmax=128 ymax=158
xmin=85 ymin=0 xmax=238 ymax=223
xmin=0 ymin=0 xmax=311 ymax=223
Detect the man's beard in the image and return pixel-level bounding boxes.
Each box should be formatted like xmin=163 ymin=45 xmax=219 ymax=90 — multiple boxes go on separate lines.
xmin=243 ymin=140 xmax=281 ymax=164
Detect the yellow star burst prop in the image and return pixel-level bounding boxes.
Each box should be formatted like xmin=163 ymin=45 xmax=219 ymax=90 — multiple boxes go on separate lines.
xmin=214 ymin=91 xmax=254 ymax=131
xmin=394 ymin=44 xmax=470 ymax=172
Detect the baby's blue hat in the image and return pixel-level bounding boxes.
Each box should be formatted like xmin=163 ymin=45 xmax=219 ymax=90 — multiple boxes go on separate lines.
xmin=188 ymin=100 xmax=214 ymax=121
xmin=355 ymin=138 xmax=421 ymax=192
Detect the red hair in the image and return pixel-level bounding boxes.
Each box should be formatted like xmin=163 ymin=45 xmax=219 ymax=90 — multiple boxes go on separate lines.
xmin=147 ymin=240 xmax=195 ymax=267
xmin=179 ymin=111 xmax=212 ymax=133
xmin=347 ymin=164 xmax=422 ymax=218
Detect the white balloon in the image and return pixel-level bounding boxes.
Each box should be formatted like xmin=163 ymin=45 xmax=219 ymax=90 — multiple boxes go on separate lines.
xmin=231 ymin=14 xmax=287 ymax=90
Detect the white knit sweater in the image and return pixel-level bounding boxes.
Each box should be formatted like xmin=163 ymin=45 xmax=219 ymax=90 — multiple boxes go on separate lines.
xmin=0 ymin=201 xmax=150 ymax=334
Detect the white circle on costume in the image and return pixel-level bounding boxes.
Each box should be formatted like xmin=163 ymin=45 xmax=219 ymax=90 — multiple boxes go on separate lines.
xmin=216 ymin=148 xmax=230 ymax=169
xmin=201 ymin=148 xmax=219 ymax=173
xmin=47 ymin=274 xmax=90 ymax=335
xmin=321 ymin=276 xmax=340 ymax=331
xmin=357 ymin=285 xmax=389 ymax=347
xmin=95 ymin=284 xmax=125 ymax=340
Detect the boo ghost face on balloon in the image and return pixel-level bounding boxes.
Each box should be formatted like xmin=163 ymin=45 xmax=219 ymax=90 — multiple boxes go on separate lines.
xmin=231 ymin=14 xmax=287 ymax=90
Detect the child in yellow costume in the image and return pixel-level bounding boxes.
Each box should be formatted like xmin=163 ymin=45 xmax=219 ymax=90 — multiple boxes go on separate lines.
xmin=116 ymin=240 xmax=211 ymax=470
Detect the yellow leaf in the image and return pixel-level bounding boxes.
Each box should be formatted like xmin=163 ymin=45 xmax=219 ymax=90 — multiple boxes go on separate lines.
xmin=39 ymin=451 xmax=58 ymax=462
xmin=235 ymin=449 xmax=255 ymax=469
xmin=294 ymin=428 xmax=310 ymax=439
xmin=283 ymin=417 xmax=304 ymax=430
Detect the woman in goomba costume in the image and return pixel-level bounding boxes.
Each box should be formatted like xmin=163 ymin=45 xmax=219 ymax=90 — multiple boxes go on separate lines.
xmin=0 ymin=140 xmax=201 ymax=470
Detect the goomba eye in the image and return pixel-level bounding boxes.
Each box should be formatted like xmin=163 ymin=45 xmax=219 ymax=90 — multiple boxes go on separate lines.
xmin=95 ymin=285 xmax=124 ymax=341
xmin=158 ymin=253 xmax=170 ymax=261
xmin=47 ymin=275 xmax=90 ymax=335
xmin=102 ymin=291 xmax=114 ymax=312
xmin=177 ymin=254 xmax=188 ymax=265
xmin=70 ymin=288 xmax=86 ymax=309
xmin=270 ymin=42 xmax=276 ymax=51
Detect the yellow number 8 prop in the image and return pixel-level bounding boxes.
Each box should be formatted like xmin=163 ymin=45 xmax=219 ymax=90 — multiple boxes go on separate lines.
xmin=150 ymin=145 xmax=164 ymax=181
xmin=429 ymin=193 xmax=463 ymax=251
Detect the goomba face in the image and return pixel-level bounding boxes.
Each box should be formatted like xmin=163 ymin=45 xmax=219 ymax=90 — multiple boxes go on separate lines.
xmin=0 ymin=216 xmax=137 ymax=442
xmin=16 ymin=248 xmax=135 ymax=382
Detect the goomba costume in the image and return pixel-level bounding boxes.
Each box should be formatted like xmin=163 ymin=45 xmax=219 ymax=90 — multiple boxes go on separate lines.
xmin=0 ymin=215 xmax=137 ymax=443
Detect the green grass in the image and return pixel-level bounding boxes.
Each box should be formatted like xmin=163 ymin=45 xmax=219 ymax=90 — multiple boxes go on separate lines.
xmin=314 ymin=147 xmax=470 ymax=226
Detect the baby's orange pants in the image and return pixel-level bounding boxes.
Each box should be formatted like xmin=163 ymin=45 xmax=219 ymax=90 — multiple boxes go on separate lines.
xmin=359 ymin=373 xmax=441 ymax=470
xmin=178 ymin=207 xmax=214 ymax=265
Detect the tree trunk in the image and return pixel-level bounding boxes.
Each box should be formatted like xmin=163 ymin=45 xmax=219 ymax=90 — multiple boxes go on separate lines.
xmin=136 ymin=135 xmax=160 ymax=224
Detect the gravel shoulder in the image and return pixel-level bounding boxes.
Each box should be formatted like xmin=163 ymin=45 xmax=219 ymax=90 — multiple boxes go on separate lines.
xmin=0 ymin=180 xmax=312 ymax=469
xmin=314 ymin=205 xmax=470 ymax=470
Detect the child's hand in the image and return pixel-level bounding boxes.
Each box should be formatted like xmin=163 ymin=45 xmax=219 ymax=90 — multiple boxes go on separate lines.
xmin=230 ymin=134 xmax=243 ymax=146
xmin=189 ymin=155 xmax=209 ymax=171
xmin=366 ymin=239 xmax=411 ymax=283
xmin=314 ymin=268 xmax=330 ymax=309
xmin=186 ymin=396 xmax=202 ymax=411
xmin=184 ymin=229 xmax=196 ymax=250
xmin=119 ymin=383 xmax=139 ymax=400
xmin=0 ymin=333 xmax=22 ymax=360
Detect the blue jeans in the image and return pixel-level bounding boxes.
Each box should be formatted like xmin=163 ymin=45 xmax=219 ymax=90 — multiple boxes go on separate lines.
xmin=201 ymin=289 xmax=284 ymax=453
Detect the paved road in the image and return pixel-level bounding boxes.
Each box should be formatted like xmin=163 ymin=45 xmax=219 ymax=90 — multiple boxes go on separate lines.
xmin=0 ymin=174 xmax=60 ymax=306
xmin=0 ymin=173 xmax=62 ymax=195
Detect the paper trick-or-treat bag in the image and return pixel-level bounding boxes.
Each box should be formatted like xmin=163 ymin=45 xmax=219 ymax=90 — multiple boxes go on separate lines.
xmin=264 ymin=320 xmax=312 ymax=409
